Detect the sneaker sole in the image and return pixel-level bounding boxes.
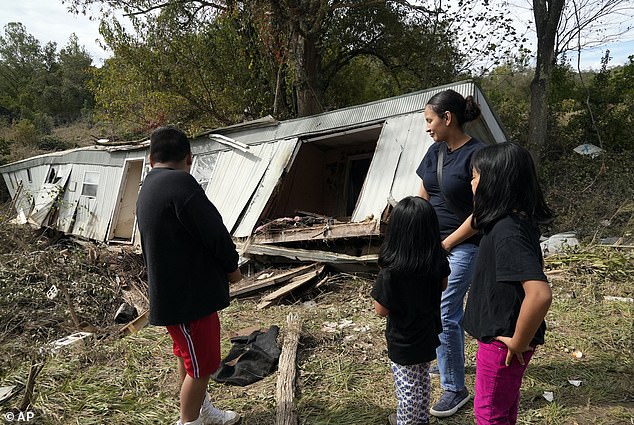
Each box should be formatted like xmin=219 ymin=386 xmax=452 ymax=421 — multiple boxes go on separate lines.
xmin=429 ymin=394 xmax=471 ymax=418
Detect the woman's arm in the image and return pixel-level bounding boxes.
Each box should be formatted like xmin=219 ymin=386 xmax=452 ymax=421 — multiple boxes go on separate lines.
xmin=418 ymin=182 xmax=429 ymax=200
xmin=442 ymin=214 xmax=478 ymax=251
xmin=374 ymin=300 xmax=389 ymax=317
xmin=496 ymin=280 xmax=552 ymax=366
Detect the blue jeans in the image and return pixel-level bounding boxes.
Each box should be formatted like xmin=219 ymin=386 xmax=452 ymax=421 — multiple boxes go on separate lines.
xmin=436 ymin=243 xmax=478 ymax=392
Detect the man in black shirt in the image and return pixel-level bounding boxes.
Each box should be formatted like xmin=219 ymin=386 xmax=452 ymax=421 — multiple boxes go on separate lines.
xmin=136 ymin=126 xmax=241 ymax=425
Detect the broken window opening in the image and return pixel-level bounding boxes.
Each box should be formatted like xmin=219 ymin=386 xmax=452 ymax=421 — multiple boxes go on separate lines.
xmin=46 ymin=167 xmax=62 ymax=184
xmin=191 ymin=153 xmax=217 ymax=191
xmin=81 ymin=171 xmax=99 ymax=198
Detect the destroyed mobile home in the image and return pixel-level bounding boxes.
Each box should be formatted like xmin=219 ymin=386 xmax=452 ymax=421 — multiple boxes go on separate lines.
xmin=0 ymin=81 xmax=506 ymax=270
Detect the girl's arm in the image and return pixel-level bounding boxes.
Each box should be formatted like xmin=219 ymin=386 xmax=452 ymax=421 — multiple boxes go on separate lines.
xmin=442 ymin=213 xmax=478 ymax=251
xmin=418 ymin=182 xmax=429 ymax=200
xmin=497 ymin=279 xmax=552 ymax=366
xmin=374 ymin=300 xmax=389 ymax=317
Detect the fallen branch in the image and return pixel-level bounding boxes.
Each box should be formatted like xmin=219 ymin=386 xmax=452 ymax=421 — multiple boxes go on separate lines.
xmin=18 ymin=361 xmax=45 ymax=411
xmin=275 ymin=313 xmax=301 ymax=425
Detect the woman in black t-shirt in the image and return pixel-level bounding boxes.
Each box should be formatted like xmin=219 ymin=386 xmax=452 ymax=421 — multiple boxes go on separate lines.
xmin=464 ymin=142 xmax=553 ymax=425
xmin=416 ymin=89 xmax=485 ymax=418
xmin=371 ymin=196 xmax=450 ymax=425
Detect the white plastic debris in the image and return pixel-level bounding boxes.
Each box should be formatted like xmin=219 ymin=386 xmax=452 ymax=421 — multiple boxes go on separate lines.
xmin=604 ymin=296 xmax=634 ymax=303
xmin=573 ymin=143 xmax=603 ymax=158
xmin=541 ymin=233 xmax=580 ymax=256
xmin=41 ymin=331 xmax=94 ymax=354
xmin=46 ymin=285 xmax=58 ymax=299
xmin=543 ymin=391 xmax=554 ymax=402
xmin=568 ymin=379 xmax=582 ymax=387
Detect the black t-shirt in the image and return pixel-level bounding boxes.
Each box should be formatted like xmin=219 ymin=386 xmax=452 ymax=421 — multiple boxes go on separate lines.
xmin=136 ymin=168 xmax=239 ymax=326
xmin=463 ymin=214 xmax=548 ymax=345
xmin=416 ymin=138 xmax=485 ymax=242
xmin=371 ymin=261 xmax=450 ymax=365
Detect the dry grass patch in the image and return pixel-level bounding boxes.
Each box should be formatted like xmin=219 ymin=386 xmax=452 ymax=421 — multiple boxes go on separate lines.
xmin=1 ymin=226 xmax=632 ymax=424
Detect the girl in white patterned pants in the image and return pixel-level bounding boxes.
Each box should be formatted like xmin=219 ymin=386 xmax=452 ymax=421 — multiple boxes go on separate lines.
xmin=391 ymin=361 xmax=431 ymax=424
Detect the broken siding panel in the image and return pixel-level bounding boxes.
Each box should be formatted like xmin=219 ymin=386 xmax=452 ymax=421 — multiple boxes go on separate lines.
xmin=67 ymin=165 xmax=123 ymax=241
xmin=233 ymin=138 xmax=298 ymax=238
xmin=473 ymin=88 xmax=507 ymax=143
xmin=205 ymin=143 xmax=277 ymax=232
xmin=390 ymin=115 xmax=432 ymax=201
xmin=30 ymin=165 xmax=73 ymax=226
xmin=2 ymin=174 xmax=14 ymax=198
xmin=351 ymin=116 xmax=414 ymax=222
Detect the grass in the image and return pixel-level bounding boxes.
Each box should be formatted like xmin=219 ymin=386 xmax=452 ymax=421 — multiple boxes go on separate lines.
xmin=0 ymin=230 xmax=633 ymax=424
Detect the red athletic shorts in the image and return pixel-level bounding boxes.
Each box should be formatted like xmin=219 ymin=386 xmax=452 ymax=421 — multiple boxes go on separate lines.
xmin=166 ymin=312 xmax=221 ymax=379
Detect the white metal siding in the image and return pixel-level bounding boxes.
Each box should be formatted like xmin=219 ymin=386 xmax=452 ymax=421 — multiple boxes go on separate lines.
xmin=390 ymin=115 xmax=433 ymax=202
xmin=60 ymin=165 xmax=123 ymax=241
xmin=233 ymin=138 xmax=298 ymax=237
xmin=206 ymin=142 xmax=280 ymax=232
xmin=351 ymin=116 xmax=415 ymax=222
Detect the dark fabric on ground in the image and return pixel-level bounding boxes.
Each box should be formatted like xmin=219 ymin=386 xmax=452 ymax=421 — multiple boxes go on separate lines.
xmin=212 ymin=326 xmax=281 ymax=386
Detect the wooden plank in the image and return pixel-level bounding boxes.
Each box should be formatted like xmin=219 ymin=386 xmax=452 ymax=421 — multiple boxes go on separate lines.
xmin=236 ymin=242 xmax=378 ymax=264
xmin=253 ymin=220 xmax=381 ymax=244
xmin=275 ymin=313 xmax=301 ymax=425
xmin=257 ymin=265 xmax=325 ymax=309
xmin=121 ymin=310 xmax=149 ymax=335
xmin=230 ymin=263 xmax=321 ymax=297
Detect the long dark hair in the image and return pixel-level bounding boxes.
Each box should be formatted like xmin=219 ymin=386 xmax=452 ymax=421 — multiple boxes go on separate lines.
xmin=426 ymin=89 xmax=481 ymax=128
xmin=379 ymin=196 xmax=448 ymax=276
xmin=471 ymin=142 xmax=553 ymax=231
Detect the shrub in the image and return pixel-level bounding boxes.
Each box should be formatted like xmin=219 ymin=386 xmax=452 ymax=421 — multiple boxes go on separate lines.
xmin=541 ymin=151 xmax=634 ymax=241
xmin=38 ymin=135 xmax=71 ymax=151
xmin=10 ymin=119 xmax=39 ymax=147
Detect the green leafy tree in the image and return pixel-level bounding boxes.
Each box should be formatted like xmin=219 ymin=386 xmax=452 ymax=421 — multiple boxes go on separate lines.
xmin=64 ymin=0 xmax=523 ymax=120
xmin=0 ymin=24 xmax=94 ymax=125
xmin=0 ymin=23 xmax=47 ymax=120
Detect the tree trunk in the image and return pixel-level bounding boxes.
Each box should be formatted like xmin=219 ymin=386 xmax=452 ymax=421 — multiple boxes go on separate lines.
xmin=528 ymin=0 xmax=566 ymax=164
xmin=292 ymin=32 xmax=323 ymax=117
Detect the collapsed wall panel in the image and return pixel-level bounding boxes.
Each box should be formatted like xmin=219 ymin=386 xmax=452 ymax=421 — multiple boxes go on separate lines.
xmin=233 ymin=138 xmax=298 ymax=238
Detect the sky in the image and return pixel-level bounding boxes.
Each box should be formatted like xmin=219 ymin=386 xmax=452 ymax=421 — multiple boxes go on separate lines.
xmin=0 ymin=0 xmax=633 ymax=70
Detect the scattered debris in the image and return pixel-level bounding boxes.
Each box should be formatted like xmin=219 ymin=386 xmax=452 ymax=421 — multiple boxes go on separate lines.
xmin=257 ymin=265 xmax=325 ymax=309
xmin=0 ymin=384 xmax=24 ymax=404
xmin=114 ymin=302 xmax=138 ymax=324
xmin=321 ymin=318 xmax=357 ymax=333
xmin=238 ymin=242 xmax=378 ymax=265
xmin=46 ymin=285 xmax=59 ymax=300
xmin=541 ymin=233 xmax=579 ymax=256
xmin=543 ymin=391 xmax=554 ymax=402
xmin=603 ymin=296 xmax=634 ymax=303
xmin=573 ymin=143 xmax=603 ymax=158
xmin=42 ymin=331 xmax=94 ymax=354
xmin=302 ymin=300 xmax=317 ymax=309
xmin=121 ymin=310 xmax=149 ymax=335
xmin=572 ymin=350 xmax=584 ymax=359
xmin=231 ymin=263 xmax=322 ymax=298
xmin=568 ymin=379 xmax=582 ymax=387
xmin=18 ymin=362 xmax=44 ymax=411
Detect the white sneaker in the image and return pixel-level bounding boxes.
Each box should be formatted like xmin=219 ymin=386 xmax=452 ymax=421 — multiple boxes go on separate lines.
xmin=200 ymin=403 xmax=241 ymax=425
xmin=176 ymin=417 xmax=204 ymax=425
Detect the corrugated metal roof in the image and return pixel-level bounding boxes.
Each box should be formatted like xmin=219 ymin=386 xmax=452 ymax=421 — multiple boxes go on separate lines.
xmin=191 ymin=80 xmax=506 ymax=148
xmin=0 ymin=80 xmax=507 ymax=242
